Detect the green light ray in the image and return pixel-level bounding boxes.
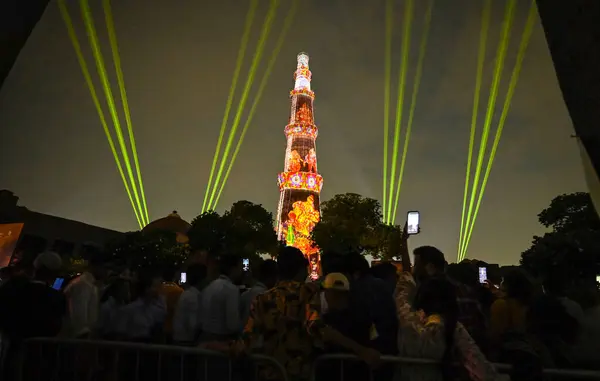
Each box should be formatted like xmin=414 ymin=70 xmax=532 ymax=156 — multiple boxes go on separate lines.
xmin=461 ymin=0 xmax=516 ymax=261
xmin=212 ymin=0 xmax=298 ymax=208
xmin=58 ymin=0 xmax=142 ymax=229
xmin=391 ymin=0 xmax=434 ymax=224
xmin=382 ymin=0 xmax=393 ymax=222
xmin=103 ymin=0 xmax=150 ymax=225
xmin=386 ymin=0 xmax=414 ymax=225
xmin=202 ymin=0 xmax=259 ymax=213
xmin=457 ymin=0 xmax=491 ymax=262
xmin=462 ymin=1 xmax=536 ymax=255
xmin=207 ymin=0 xmax=280 ymax=211
xmin=79 ymin=0 xmax=146 ymax=225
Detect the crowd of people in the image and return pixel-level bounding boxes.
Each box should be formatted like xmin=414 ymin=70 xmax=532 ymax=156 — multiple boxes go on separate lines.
xmin=0 ymin=236 xmax=599 ymax=381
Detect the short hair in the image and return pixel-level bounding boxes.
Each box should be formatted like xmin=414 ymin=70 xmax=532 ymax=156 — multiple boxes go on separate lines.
xmin=348 ymin=254 xmax=370 ymax=275
xmin=277 ymin=246 xmax=307 ymax=280
xmin=413 ymin=246 xmax=446 ymax=270
xmin=162 ymin=266 xmax=178 ymax=282
xmin=371 ymin=262 xmax=398 ymax=279
xmin=218 ymin=254 xmax=241 ymax=275
xmin=33 ymin=251 xmax=62 ymax=271
xmin=186 ymin=263 xmax=207 ymax=285
xmin=258 ymin=259 xmax=278 ymax=282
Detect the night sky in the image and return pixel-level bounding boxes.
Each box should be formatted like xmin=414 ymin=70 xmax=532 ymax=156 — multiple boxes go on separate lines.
xmin=0 ymin=0 xmax=587 ymax=265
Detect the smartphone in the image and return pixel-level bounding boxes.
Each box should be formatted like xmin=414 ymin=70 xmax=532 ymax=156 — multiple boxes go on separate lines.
xmin=52 ymin=278 xmax=64 ymax=290
xmin=478 ymin=267 xmax=487 ymax=284
xmin=180 ymin=272 xmax=187 ymax=284
xmin=407 ymin=211 xmax=420 ymax=235
xmin=243 ymin=258 xmax=250 ymax=272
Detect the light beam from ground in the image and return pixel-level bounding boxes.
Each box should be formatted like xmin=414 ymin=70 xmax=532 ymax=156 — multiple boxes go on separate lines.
xmin=212 ymin=0 xmax=298 ymax=208
xmin=457 ymin=0 xmax=492 ymax=262
xmin=103 ymin=0 xmax=150 ymax=224
xmin=201 ymin=0 xmax=259 ymax=213
xmin=58 ymin=0 xmax=143 ymax=228
xmin=207 ymin=0 xmax=280 ymax=211
xmin=461 ymin=1 xmax=537 ymax=257
xmin=382 ymin=0 xmax=394 ymax=222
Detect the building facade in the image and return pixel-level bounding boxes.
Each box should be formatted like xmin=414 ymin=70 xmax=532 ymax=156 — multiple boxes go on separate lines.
xmin=275 ymin=53 xmax=323 ymax=279
xmin=0 ymin=190 xmax=123 ymax=266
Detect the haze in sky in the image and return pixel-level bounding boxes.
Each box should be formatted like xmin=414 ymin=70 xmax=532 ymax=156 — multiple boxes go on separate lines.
xmin=0 ymin=0 xmax=586 ymax=264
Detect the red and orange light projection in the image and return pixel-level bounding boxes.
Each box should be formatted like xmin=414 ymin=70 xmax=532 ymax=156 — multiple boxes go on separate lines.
xmin=276 ymin=53 xmax=323 ymax=279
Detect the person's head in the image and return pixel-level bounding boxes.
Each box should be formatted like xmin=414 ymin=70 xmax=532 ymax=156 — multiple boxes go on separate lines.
xmin=258 ymin=259 xmax=278 ymax=289
xmin=136 ymin=269 xmax=162 ymax=300
xmin=277 ymin=246 xmax=308 ymax=281
xmin=186 ymin=263 xmax=207 ymax=288
xmin=413 ymin=246 xmax=446 ymax=282
xmin=348 ymin=253 xmax=370 ymax=280
xmin=542 ymin=271 xmax=568 ymax=297
xmin=33 ymin=251 xmax=63 ymax=283
xmin=502 ymin=268 xmax=534 ymax=304
xmin=371 ymin=262 xmax=399 ymax=292
xmin=101 ymin=278 xmax=131 ymax=304
xmin=413 ymin=278 xmax=459 ymax=380
xmin=87 ymin=255 xmax=107 ymax=282
xmin=322 ymin=272 xmax=351 ymax=311
xmin=162 ymin=266 xmax=178 ymax=283
xmin=218 ymin=255 xmax=243 ymax=283
xmin=446 ymin=262 xmax=479 ymax=288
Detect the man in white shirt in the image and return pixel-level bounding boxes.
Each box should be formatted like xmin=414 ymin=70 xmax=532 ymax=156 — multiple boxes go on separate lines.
xmin=63 ymin=259 xmax=105 ymax=338
xmin=173 ymin=264 xmax=207 ymax=344
xmin=240 ymin=259 xmax=278 ymax=324
xmin=200 ymin=255 xmax=244 ymax=342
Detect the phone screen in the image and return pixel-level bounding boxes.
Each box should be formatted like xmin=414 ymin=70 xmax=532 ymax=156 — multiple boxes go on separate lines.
xmin=407 ymin=211 xmax=420 ymax=235
xmin=243 ymin=258 xmax=250 ymax=272
xmin=478 ymin=267 xmax=487 ymax=284
xmin=52 ymin=278 xmax=64 ymax=290
xmin=180 ymin=272 xmax=187 ymax=284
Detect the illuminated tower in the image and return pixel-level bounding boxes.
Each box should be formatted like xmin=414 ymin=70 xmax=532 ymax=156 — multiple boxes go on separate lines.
xmin=276 ymin=53 xmax=323 ymax=278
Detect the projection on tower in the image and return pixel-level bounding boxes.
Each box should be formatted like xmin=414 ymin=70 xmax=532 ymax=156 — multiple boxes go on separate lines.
xmin=276 ymin=53 xmax=323 ymax=279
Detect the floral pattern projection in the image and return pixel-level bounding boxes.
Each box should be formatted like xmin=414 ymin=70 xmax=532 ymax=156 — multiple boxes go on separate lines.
xmin=276 ymin=53 xmax=323 ymax=280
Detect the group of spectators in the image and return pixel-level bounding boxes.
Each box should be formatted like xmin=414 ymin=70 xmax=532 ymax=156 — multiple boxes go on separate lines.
xmin=1 ymin=236 xmax=600 ymax=381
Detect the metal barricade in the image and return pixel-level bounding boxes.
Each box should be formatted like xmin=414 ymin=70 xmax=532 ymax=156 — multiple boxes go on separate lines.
xmin=16 ymin=337 xmax=289 ymax=381
xmin=310 ymin=353 xmax=600 ymax=380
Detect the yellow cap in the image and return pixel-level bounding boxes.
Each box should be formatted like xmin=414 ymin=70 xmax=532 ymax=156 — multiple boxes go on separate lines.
xmin=322 ymin=273 xmax=350 ymax=291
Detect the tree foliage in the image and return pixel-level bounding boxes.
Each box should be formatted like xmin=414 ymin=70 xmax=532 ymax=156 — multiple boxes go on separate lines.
xmin=188 ymin=201 xmax=278 ymax=261
xmin=106 ymin=230 xmax=189 ymax=271
xmin=311 ymin=193 xmax=403 ymax=259
xmin=521 ymin=192 xmax=600 ymax=279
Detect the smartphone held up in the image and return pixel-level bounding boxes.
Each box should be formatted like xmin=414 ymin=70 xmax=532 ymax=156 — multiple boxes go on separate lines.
xmin=407 ymin=211 xmax=420 ymax=235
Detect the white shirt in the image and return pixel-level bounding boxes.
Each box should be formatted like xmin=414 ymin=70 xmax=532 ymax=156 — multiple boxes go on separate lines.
xmin=63 ymin=272 xmax=99 ymax=337
xmin=240 ymin=282 xmax=268 ymax=324
xmin=172 ymin=286 xmax=202 ymax=342
xmin=116 ymin=297 xmax=167 ymax=340
xmin=201 ymin=275 xmax=242 ymax=335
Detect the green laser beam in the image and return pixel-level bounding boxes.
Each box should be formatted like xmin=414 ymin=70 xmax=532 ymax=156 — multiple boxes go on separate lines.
xmin=457 ymin=0 xmax=491 ymax=262
xmin=202 ymin=0 xmax=259 ymax=213
xmin=103 ymin=0 xmax=150 ymax=225
xmin=80 ymin=0 xmax=146 ymax=225
xmin=462 ymin=1 xmax=536 ymax=254
xmin=207 ymin=0 xmax=280 ymax=211
xmin=382 ymin=0 xmax=393 ymax=222
xmin=386 ymin=0 xmax=414 ymax=225
xmin=212 ymin=0 xmax=298 ymax=208
xmin=391 ymin=0 xmax=434 ymax=224
xmin=461 ymin=0 xmax=516 ymax=261
xmin=58 ymin=0 xmax=142 ymax=229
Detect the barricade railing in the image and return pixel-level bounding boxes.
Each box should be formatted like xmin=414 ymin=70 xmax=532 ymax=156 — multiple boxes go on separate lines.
xmin=15 ymin=337 xmax=289 ymax=381
xmin=310 ymin=353 xmax=600 ymax=380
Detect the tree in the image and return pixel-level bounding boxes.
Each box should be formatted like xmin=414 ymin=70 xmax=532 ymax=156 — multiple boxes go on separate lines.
xmin=188 ymin=201 xmax=278 ymax=261
xmin=521 ymin=192 xmax=600 ymax=279
xmin=106 ymin=230 xmax=189 ymax=271
xmin=311 ymin=193 xmax=402 ymax=259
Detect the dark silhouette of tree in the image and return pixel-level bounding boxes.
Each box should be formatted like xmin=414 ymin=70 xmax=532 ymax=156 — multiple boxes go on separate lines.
xmin=312 ymin=193 xmax=403 ymax=259
xmin=106 ymin=230 xmax=189 ymax=270
xmin=521 ymin=192 xmax=600 ymax=280
xmin=188 ymin=201 xmax=278 ymax=261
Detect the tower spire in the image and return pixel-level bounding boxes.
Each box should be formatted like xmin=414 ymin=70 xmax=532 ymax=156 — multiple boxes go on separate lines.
xmin=276 ymin=52 xmax=323 ymax=280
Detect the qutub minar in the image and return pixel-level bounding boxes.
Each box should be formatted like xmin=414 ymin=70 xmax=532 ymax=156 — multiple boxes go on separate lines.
xmin=275 ymin=53 xmax=323 ymax=279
